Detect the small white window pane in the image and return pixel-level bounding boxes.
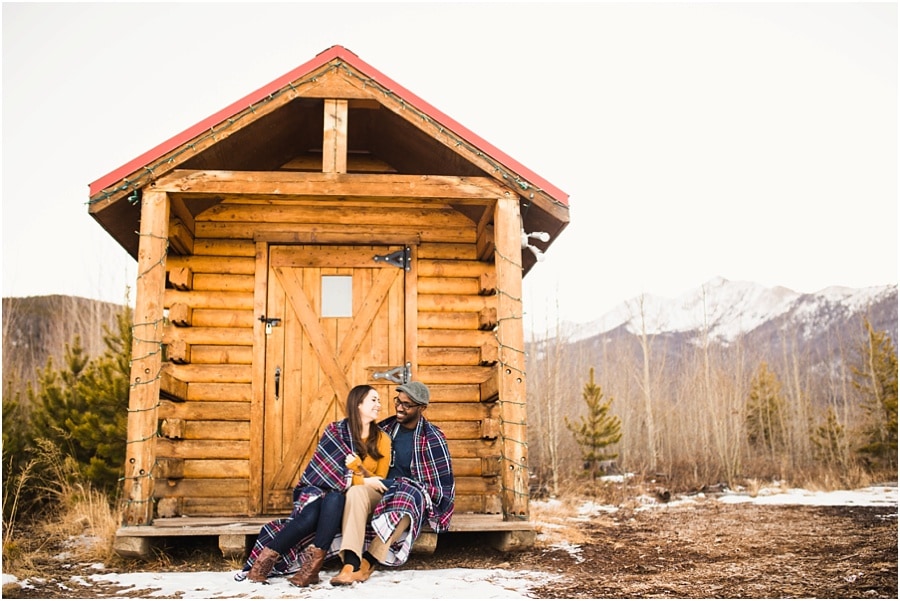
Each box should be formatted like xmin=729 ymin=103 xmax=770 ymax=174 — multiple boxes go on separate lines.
xmin=321 ymin=275 xmax=352 ymax=317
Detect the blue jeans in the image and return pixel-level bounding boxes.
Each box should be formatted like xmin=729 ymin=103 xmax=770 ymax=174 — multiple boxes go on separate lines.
xmin=268 ymin=491 xmax=345 ymax=554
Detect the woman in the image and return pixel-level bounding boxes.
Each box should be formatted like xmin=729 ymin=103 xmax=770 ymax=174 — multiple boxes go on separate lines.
xmin=237 ymin=384 xmax=390 ymax=587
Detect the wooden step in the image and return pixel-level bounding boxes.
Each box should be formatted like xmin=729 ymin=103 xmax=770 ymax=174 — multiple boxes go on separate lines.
xmin=114 ymin=513 xmax=535 ymax=559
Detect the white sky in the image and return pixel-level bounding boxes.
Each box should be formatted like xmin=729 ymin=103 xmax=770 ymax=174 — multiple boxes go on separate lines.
xmin=2 ymin=2 xmax=897 ymax=332
xmin=3 ymin=484 xmax=897 ymax=599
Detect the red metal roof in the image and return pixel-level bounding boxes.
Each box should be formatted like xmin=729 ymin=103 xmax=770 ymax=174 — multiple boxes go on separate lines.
xmin=88 ymin=45 xmax=568 ymax=205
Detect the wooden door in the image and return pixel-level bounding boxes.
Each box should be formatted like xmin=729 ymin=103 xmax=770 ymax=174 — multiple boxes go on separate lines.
xmin=262 ymin=245 xmax=409 ymax=512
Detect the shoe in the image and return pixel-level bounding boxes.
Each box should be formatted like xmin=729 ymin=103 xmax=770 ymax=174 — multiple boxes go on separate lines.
xmin=246 ymin=547 xmax=280 ymax=583
xmin=353 ymin=558 xmax=376 ymax=583
xmin=288 ymin=545 xmax=327 ymax=587
xmin=330 ymin=564 xmax=357 ymax=586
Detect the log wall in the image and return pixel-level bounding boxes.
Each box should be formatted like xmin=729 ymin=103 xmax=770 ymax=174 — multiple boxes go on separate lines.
xmin=156 ymin=198 xmax=504 ymax=517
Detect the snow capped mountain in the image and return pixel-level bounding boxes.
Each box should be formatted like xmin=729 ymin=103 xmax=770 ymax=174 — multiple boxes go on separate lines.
xmin=556 ymin=277 xmax=897 ymax=344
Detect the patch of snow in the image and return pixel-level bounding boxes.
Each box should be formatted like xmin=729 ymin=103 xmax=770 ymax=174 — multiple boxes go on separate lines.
xmin=576 ymin=500 xmax=618 ymax=516
xmin=548 ymin=542 xmax=584 ymax=563
xmin=718 ymin=486 xmax=898 ymax=506
xmin=4 ymin=485 xmax=896 ymax=599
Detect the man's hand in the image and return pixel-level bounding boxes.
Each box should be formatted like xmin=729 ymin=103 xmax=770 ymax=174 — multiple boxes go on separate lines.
xmin=363 ymin=476 xmax=386 ymax=493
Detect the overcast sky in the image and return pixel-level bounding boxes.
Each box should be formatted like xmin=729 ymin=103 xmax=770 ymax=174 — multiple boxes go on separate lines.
xmin=2 ymin=2 xmax=896 ymax=332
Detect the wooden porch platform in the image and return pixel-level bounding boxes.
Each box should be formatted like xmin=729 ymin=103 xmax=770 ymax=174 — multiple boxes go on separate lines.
xmin=114 ymin=513 xmax=535 ymax=559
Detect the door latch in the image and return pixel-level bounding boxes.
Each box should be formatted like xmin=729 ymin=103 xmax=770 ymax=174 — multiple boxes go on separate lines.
xmin=259 ymin=315 xmax=282 ymax=335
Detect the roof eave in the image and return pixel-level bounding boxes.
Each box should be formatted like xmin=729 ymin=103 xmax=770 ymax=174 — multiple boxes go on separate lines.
xmin=88 ymin=45 xmax=568 ymax=209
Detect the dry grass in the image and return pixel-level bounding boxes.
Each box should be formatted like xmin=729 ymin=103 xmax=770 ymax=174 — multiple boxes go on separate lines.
xmin=2 ymin=440 xmax=122 ymax=578
xmin=529 ymin=475 xmax=643 ymax=547
xmin=530 ymin=496 xmax=594 ymax=546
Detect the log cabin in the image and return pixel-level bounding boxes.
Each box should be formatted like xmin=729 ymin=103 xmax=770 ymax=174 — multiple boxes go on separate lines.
xmin=87 ymin=45 xmax=569 ymax=558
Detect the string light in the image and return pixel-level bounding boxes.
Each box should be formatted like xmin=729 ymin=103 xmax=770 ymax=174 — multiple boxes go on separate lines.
xmin=103 ymin=57 xmax=559 ymax=522
xmin=120 ymin=226 xmax=169 ymax=514
xmin=492 ymin=214 xmax=532 ymax=522
xmin=88 ymin=59 xmax=568 ymax=214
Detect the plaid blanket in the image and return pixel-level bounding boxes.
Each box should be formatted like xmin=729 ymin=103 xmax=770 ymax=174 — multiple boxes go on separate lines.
xmin=235 ymin=420 xmax=355 ymax=579
xmin=368 ymin=416 xmax=455 ymax=566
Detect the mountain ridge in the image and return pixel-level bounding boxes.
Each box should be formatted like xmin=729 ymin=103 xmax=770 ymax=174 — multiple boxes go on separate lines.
xmin=551 ymin=277 xmax=897 ymax=344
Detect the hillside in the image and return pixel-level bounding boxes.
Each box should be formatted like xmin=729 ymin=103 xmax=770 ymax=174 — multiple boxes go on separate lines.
xmin=2 ymin=295 xmax=126 ymax=397
xmin=526 ymin=279 xmax=897 ymax=417
xmin=551 ymin=278 xmax=897 ymax=346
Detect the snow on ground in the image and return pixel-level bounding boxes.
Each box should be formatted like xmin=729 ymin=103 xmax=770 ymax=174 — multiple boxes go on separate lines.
xmin=3 ymin=484 xmax=896 ymax=599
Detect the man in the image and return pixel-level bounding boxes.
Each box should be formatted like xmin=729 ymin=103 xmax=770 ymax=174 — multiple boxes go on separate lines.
xmin=330 ymin=380 xmax=455 ymax=585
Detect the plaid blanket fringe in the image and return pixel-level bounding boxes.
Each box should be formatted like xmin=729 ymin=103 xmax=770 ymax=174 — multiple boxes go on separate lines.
xmin=235 ymin=420 xmax=355 ymax=579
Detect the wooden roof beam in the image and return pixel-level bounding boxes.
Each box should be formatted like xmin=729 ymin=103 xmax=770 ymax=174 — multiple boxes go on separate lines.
xmin=152 ymin=170 xmax=519 ymax=202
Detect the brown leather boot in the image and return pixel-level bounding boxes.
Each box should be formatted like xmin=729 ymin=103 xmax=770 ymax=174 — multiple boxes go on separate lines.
xmin=330 ymin=563 xmax=357 ymax=586
xmin=288 ymin=545 xmax=327 ymax=587
xmin=351 ymin=557 xmax=376 ymax=583
xmin=246 ymin=547 xmax=280 ymax=583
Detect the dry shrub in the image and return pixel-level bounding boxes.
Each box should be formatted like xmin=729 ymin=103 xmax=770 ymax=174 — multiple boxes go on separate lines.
xmin=794 ymin=463 xmax=876 ymax=492
xmin=2 ymin=439 xmax=122 ymax=578
xmin=745 ymin=478 xmax=762 ymax=497
xmin=48 ymin=482 xmax=120 ymax=563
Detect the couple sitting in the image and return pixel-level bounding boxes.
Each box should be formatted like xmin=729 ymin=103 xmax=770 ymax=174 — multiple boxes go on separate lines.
xmin=236 ymin=381 xmax=455 ymax=587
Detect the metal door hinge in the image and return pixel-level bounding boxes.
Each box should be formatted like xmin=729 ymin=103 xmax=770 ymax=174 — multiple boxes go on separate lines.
xmin=373 ymin=362 xmax=411 ymax=384
xmin=373 ymin=247 xmax=411 ymax=271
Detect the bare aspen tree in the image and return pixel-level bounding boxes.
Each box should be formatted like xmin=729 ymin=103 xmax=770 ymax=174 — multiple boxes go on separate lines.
xmin=698 ymin=288 xmax=718 ymax=476
xmin=684 ymin=284 xmax=747 ymax=485
xmin=779 ymin=326 xmax=814 ymax=469
xmin=628 ymin=294 xmax=658 ymax=474
xmin=525 ymin=295 xmax=569 ymax=496
xmin=525 ymin=323 xmax=549 ymax=494
xmin=821 ymin=328 xmax=854 ymax=471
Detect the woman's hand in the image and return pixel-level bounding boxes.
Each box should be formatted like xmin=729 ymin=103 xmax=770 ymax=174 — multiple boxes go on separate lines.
xmin=363 ymin=476 xmax=386 ymax=493
xmin=345 ymin=454 xmax=362 ymax=472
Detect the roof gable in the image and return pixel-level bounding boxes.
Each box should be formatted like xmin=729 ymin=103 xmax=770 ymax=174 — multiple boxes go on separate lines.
xmin=88 ymin=45 xmax=568 ymax=266
xmin=90 ymin=45 xmax=566 ymax=203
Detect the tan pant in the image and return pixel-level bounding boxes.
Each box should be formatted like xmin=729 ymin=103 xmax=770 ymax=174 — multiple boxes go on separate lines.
xmin=368 ymin=513 xmax=410 ymax=563
xmin=339 ymin=484 xmax=411 ymax=563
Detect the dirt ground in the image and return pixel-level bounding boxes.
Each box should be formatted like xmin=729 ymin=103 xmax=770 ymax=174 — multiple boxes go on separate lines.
xmin=419 ymin=502 xmax=898 ymax=599
xmin=4 ymin=499 xmax=897 ymax=599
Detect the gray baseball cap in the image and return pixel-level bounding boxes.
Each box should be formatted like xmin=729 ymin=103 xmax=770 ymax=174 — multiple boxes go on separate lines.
xmin=396 ymin=381 xmax=430 ymax=406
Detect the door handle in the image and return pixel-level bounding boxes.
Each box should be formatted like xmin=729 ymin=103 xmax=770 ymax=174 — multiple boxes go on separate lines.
xmin=274 ymin=366 xmax=281 ymax=401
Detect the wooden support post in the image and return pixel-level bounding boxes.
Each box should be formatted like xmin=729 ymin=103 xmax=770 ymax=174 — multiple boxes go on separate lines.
xmin=219 ymin=534 xmax=249 ymax=559
xmin=123 ymin=189 xmax=169 ymax=526
xmin=493 ymin=195 xmax=529 ymax=520
xmin=323 ymin=99 xmax=348 ymax=174
xmin=114 ymin=536 xmax=152 ymax=558
xmin=411 ymin=532 xmax=438 ymax=554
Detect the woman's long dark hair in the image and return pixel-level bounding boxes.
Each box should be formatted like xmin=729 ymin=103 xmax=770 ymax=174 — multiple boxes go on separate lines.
xmin=346 ymin=384 xmax=384 ymax=461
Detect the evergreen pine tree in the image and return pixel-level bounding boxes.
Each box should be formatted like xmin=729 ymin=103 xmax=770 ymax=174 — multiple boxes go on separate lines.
xmin=69 ymin=306 xmax=132 ymax=491
xmin=852 ymin=318 xmax=898 ymax=469
xmin=811 ymin=406 xmax=849 ymax=470
xmin=746 ymin=362 xmax=787 ymax=458
xmin=26 ymin=306 xmax=133 ymax=493
xmin=3 ymin=378 xmax=30 ymax=520
xmin=565 ymin=367 xmax=622 ymax=480
xmin=27 ymin=337 xmax=92 ymax=463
